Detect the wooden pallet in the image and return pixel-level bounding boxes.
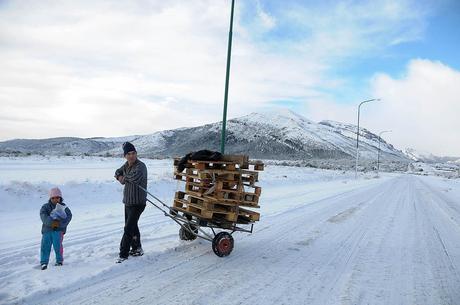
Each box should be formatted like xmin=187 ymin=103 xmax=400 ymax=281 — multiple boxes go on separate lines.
xmin=182 ymin=182 xmax=261 ymax=205
xmin=174 ymin=158 xmax=239 ymax=170
xmin=173 ymin=197 xmax=238 ymax=222
xmin=172 ymin=199 xmax=260 ymax=223
xmin=173 ymin=199 xmax=210 ymax=218
xmin=177 ymin=169 xmax=259 ymax=185
xmin=172 ymin=155 xmax=263 ymax=223
xmin=174 ymin=155 xmax=264 ymax=172
xmin=175 ymin=190 xmax=260 ymax=209
xmin=174 ymin=168 xmax=259 ymax=186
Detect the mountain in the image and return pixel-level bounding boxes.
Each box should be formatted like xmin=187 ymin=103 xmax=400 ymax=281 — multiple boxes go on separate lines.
xmin=0 ymin=110 xmax=409 ymax=168
xmin=0 ymin=137 xmax=113 ymax=155
xmin=403 ymin=148 xmax=460 ymax=164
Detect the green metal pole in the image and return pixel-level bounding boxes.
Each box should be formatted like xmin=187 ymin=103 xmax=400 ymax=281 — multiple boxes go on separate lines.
xmin=220 ymin=0 xmax=235 ymax=154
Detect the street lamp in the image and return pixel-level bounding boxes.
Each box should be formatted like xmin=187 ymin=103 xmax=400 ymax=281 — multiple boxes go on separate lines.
xmin=377 ymin=130 xmax=392 ymax=177
xmin=355 ymin=98 xmax=380 ymax=178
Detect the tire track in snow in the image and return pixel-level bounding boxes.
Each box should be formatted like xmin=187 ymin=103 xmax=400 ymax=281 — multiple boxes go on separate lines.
xmin=411 ymin=176 xmax=460 ymax=305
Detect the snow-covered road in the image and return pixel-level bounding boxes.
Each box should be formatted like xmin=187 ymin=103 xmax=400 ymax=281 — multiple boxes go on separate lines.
xmin=1 ymin=158 xmax=459 ymax=305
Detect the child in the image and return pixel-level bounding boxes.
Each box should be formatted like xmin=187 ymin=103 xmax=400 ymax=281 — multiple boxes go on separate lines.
xmin=39 ymin=187 xmax=72 ymax=270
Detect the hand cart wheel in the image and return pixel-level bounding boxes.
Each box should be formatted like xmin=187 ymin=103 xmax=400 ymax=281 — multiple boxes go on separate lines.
xmin=212 ymin=232 xmax=234 ymax=257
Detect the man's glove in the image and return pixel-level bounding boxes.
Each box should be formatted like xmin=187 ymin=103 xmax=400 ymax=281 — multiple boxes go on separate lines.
xmin=51 ymin=220 xmax=60 ymax=229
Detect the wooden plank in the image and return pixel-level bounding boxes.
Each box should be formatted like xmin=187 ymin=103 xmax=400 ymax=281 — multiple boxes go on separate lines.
xmin=174 ymin=155 xmax=259 ymax=169
xmin=173 ymin=199 xmax=214 ymax=218
xmin=179 ymin=185 xmax=260 ymax=206
xmin=187 ymin=160 xmax=239 ymax=171
xmin=240 ymin=170 xmax=259 ymax=185
xmin=175 ymin=191 xmax=186 ymax=200
xmin=187 ymin=201 xmax=233 ymax=215
xmin=182 ymin=193 xmax=256 ymax=210
xmin=174 ymin=170 xmax=216 ymax=181
xmin=172 ymin=205 xmax=213 ymax=220
xmin=173 ymin=171 xmax=202 ymax=181
xmin=173 ymin=199 xmax=240 ymax=221
xmin=185 ymin=182 xmax=206 ymax=196
xmin=210 ymin=185 xmax=260 ymax=202
xmin=224 ymin=213 xmax=238 ymax=222
xmin=187 ymin=194 xmax=214 ymax=207
xmin=247 ymin=161 xmax=265 ymax=171
xmin=254 ymin=163 xmax=264 ymax=171
xmin=221 ymin=154 xmax=249 ymax=165
xmin=214 ymin=191 xmax=243 ymax=201
xmin=193 ymin=160 xmax=238 ymax=165
xmin=215 ymin=180 xmax=240 ymax=191
xmin=202 ymin=195 xmax=260 ymax=208
xmin=242 ymin=193 xmax=259 ymax=204
xmin=183 ymin=183 xmax=260 ymax=207
xmin=238 ymin=207 xmax=260 ymax=221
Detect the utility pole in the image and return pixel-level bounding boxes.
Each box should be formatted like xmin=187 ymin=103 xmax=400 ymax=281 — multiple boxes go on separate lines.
xmin=220 ymin=0 xmax=235 ymax=154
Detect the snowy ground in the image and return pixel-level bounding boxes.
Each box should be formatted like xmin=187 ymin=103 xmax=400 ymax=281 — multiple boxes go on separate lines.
xmin=0 ymin=156 xmax=459 ymax=305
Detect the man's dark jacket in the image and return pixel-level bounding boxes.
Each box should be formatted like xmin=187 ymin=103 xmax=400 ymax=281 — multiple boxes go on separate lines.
xmin=115 ymin=159 xmax=148 ymax=206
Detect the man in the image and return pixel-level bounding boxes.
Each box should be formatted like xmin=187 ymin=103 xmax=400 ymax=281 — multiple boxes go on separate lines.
xmin=114 ymin=142 xmax=148 ymax=263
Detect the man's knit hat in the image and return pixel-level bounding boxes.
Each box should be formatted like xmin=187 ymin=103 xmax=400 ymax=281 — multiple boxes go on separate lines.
xmin=49 ymin=187 xmax=62 ymax=198
xmin=123 ymin=142 xmax=136 ymax=156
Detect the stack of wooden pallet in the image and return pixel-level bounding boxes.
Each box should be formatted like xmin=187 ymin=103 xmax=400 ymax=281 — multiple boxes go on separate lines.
xmin=172 ymin=155 xmax=264 ymax=224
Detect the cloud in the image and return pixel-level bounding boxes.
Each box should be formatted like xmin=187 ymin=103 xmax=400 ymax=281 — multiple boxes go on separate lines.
xmin=303 ymin=59 xmax=460 ymax=156
xmin=0 ymin=0 xmax=440 ymax=146
xmin=367 ymin=59 xmax=460 ymax=156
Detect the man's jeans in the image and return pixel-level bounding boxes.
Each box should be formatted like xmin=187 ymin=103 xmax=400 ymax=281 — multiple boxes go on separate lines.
xmin=120 ymin=204 xmax=146 ymax=258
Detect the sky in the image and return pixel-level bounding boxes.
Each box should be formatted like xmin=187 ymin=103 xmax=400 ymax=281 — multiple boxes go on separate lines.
xmin=0 ymin=0 xmax=459 ymax=156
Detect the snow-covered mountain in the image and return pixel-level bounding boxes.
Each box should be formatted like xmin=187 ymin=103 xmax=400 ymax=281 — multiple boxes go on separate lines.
xmin=0 ymin=137 xmax=114 ymax=155
xmin=403 ymin=148 xmax=460 ymax=164
xmin=0 ymin=110 xmax=408 ymax=166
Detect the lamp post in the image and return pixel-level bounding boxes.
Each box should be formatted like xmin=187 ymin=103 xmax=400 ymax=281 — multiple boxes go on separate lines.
xmin=377 ymin=130 xmax=392 ymax=177
xmin=220 ymin=0 xmax=235 ymax=154
xmin=355 ymin=98 xmax=380 ymax=178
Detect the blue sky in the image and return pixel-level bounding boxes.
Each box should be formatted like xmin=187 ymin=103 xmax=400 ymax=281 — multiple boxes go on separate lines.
xmin=0 ymin=0 xmax=459 ymax=155
xmin=239 ymin=0 xmax=460 ymax=105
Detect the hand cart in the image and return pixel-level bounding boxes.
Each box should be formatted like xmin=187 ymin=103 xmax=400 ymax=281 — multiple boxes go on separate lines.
xmin=139 ymin=185 xmax=254 ymax=257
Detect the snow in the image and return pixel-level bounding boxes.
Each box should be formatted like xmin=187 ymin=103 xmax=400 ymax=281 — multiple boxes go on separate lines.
xmin=1 ymin=156 xmax=460 ymax=305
